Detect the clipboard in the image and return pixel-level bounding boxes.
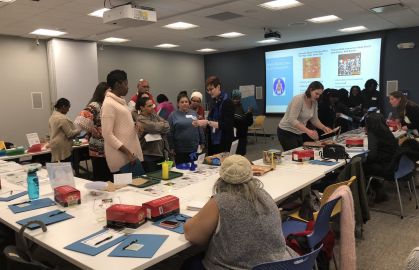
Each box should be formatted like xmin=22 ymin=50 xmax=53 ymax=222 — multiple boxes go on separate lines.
xmin=16 ymin=209 xmax=74 ymax=229
xmin=65 ymin=228 xmax=127 ymax=256
xmin=9 ymin=198 xmax=56 ymax=214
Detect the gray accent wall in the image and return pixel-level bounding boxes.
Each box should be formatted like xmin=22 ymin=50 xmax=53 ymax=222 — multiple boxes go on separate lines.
xmin=97 ymin=45 xmax=205 ymax=106
xmin=204 ymin=26 xmax=419 ymax=135
xmin=0 ymin=35 xmax=51 ymax=146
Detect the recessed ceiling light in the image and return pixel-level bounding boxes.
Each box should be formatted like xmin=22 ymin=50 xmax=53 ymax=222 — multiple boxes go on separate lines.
xmin=338 ymin=26 xmax=367 ymax=32
xmin=307 ymin=15 xmax=341 ymax=23
xmin=101 ymin=37 xmax=130 ymax=43
xmin=257 ymin=39 xmax=280 ymax=44
xmin=30 ymin=29 xmax=66 ymax=37
xmin=217 ymin=32 xmax=245 ymax=38
xmin=259 ymin=0 xmax=303 ymax=11
xmin=164 ymin=22 xmax=199 ymax=30
xmin=88 ymin=8 xmax=110 ymax=18
xmin=196 ymin=48 xmax=217 ymax=52
xmin=155 ymin=43 xmax=179 ymax=48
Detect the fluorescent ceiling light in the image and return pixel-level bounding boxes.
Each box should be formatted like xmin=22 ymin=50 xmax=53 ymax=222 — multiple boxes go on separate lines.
xmin=155 ymin=43 xmax=179 ymax=48
xmin=30 ymin=28 xmax=66 ymax=37
xmin=88 ymin=8 xmax=110 ymax=18
xmin=257 ymin=39 xmax=279 ymax=44
xmin=217 ymin=32 xmax=245 ymax=38
xmin=164 ymin=22 xmax=199 ymax=30
xmin=307 ymin=15 xmax=341 ymax=23
xmin=259 ymin=0 xmax=302 ymax=11
xmin=101 ymin=37 xmax=130 ymax=43
xmin=338 ymin=26 xmax=367 ymax=32
xmin=196 ymin=48 xmax=217 ymax=52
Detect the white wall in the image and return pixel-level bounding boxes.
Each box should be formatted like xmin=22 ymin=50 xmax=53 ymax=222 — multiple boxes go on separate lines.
xmin=0 ymin=35 xmax=51 ymax=146
xmin=97 ymin=45 xmax=205 ymax=105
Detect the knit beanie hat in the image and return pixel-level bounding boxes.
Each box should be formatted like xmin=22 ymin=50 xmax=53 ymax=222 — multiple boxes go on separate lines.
xmin=190 ymin=91 xmax=203 ymax=102
xmin=231 ymin=89 xmax=241 ymax=98
xmin=220 ymin=155 xmax=252 ymax=184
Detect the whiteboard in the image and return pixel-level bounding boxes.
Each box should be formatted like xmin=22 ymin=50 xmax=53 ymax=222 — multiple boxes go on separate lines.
xmin=47 ymin=39 xmax=98 ymax=120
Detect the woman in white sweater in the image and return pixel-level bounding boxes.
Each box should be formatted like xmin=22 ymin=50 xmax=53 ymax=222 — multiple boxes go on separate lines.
xmin=101 ymin=70 xmax=143 ymax=173
xmin=278 ymin=81 xmax=332 ymax=151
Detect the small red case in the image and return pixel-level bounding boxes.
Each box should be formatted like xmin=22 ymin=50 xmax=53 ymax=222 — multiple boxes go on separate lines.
xmin=143 ymin=195 xmax=180 ymax=221
xmin=292 ymin=149 xmax=314 ymax=162
xmin=386 ymin=120 xmax=399 ymax=132
xmin=345 ymin=137 xmax=364 ymax=147
xmin=54 ymin=185 xmax=81 ymax=207
xmin=106 ymin=204 xmax=146 ymax=229
xmin=27 ymin=144 xmax=42 ymax=153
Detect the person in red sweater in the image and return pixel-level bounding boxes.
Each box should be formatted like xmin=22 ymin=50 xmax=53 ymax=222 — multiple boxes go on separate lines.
xmin=128 ymin=79 xmax=156 ymax=111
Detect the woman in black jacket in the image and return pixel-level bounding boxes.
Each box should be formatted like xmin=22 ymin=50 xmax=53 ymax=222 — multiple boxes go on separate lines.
xmin=389 ymin=91 xmax=419 ymax=133
xmin=365 ymin=112 xmax=399 ymax=202
xmin=231 ymin=89 xmax=253 ymax=155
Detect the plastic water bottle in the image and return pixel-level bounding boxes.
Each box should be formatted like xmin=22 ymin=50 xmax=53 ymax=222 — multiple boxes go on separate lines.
xmin=27 ymin=168 xmax=39 ymax=200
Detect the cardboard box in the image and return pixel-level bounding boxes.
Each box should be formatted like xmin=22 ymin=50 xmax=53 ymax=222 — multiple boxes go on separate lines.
xmin=54 ymin=185 xmax=81 ymax=207
xmin=106 ymin=204 xmax=146 ymax=229
xmin=143 ymin=195 xmax=180 ymax=221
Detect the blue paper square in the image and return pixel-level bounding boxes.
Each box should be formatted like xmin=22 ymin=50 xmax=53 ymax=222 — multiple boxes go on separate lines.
xmin=152 ymin=214 xmax=191 ymax=234
xmin=16 ymin=209 xmax=74 ymax=229
xmin=109 ymin=234 xmax=168 ymax=258
xmin=9 ymin=198 xmax=56 ymax=214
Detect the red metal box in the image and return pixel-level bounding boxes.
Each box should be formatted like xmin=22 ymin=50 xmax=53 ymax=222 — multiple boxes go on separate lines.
xmin=292 ymin=149 xmax=314 ymax=162
xmin=106 ymin=204 xmax=146 ymax=229
xmin=142 ymin=195 xmax=180 ymax=221
xmin=345 ymin=137 xmax=364 ymax=147
xmin=54 ymin=185 xmax=81 ymax=207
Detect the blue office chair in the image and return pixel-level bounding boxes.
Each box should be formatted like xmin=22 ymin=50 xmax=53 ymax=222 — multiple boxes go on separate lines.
xmin=282 ymin=197 xmax=341 ymax=270
xmin=252 ymin=244 xmax=323 ymax=270
xmin=366 ymin=155 xmax=418 ymax=219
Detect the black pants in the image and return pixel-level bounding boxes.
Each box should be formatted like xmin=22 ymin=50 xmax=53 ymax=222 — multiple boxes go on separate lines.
xmin=142 ymin=156 xmax=164 ymax=173
xmin=175 ymin=152 xmax=194 ymax=164
xmin=277 ymin=127 xmax=303 ymax=151
xmin=236 ymin=136 xmax=248 ymax=156
xmin=91 ymin=156 xmax=112 ymax=181
xmin=180 ymin=252 xmax=206 ymax=270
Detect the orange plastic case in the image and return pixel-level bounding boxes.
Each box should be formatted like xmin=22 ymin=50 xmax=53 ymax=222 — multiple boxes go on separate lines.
xmin=143 ymin=195 xmax=180 ymax=221
xmin=106 ymin=204 xmax=146 ymax=228
xmin=54 ymin=185 xmax=81 ymax=207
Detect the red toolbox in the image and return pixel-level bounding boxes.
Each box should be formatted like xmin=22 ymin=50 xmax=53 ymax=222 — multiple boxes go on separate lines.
xmin=345 ymin=137 xmax=364 ymax=147
xmin=54 ymin=185 xmax=81 ymax=207
xmin=143 ymin=195 xmax=180 ymax=221
xmin=292 ymin=149 xmax=314 ymax=162
xmin=106 ymin=204 xmax=146 ymax=229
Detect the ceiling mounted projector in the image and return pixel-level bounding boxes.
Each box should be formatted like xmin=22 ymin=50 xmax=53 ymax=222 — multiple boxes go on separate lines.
xmin=264 ymin=30 xmax=281 ymax=40
xmin=103 ymin=4 xmax=157 ymax=27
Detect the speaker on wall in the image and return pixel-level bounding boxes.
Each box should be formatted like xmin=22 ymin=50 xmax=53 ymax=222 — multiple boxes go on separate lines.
xmin=31 ymin=92 xmax=43 ymax=109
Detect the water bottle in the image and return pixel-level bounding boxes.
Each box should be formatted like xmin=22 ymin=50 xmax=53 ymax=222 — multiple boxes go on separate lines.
xmin=27 ymin=168 xmax=39 ymax=200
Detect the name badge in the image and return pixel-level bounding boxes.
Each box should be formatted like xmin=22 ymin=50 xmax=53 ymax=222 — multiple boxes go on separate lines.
xmin=372 ymin=97 xmax=377 ymax=101
xmin=186 ymin=115 xmax=196 ymax=120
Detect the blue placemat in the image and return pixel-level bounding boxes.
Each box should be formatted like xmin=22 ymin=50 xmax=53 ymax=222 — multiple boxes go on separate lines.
xmin=309 ymin=160 xmax=339 ymax=166
xmin=109 ymin=234 xmax=168 ymax=258
xmin=16 ymin=209 xmax=74 ymax=230
xmin=65 ymin=229 xmax=128 ymax=256
xmin=152 ymin=214 xmax=191 ymax=234
xmin=9 ymin=198 xmax=56 ymax=214
xmin=0 ymin=191 xmax=27 ymax=202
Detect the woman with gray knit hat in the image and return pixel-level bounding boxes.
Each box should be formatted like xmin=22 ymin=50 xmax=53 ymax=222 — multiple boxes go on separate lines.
xmin=183 ymin=155 xmax=294 ymax=270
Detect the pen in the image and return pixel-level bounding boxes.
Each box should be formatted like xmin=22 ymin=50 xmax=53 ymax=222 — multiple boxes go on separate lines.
xmin=49 ymin=211 xmax=66 ymax=217
xmin=94 ymin=235 xmax=113 ymax=246
xmin=122 ymin=239 xmax=138 ymax=250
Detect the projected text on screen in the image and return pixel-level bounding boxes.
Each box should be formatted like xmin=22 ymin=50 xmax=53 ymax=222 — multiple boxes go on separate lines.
xmin=265 ymin=38 xmax=382 ymax=113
